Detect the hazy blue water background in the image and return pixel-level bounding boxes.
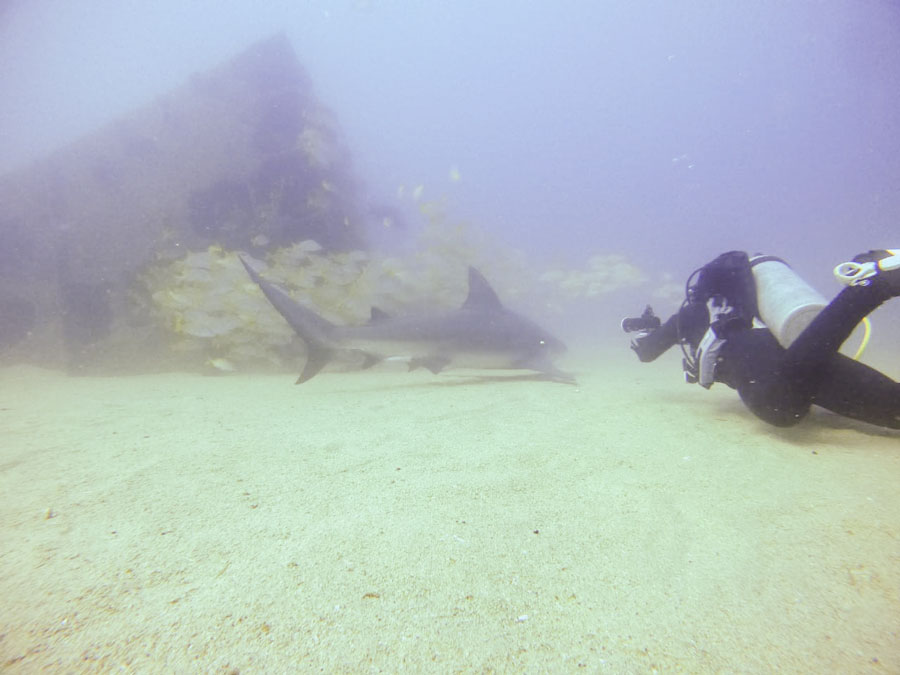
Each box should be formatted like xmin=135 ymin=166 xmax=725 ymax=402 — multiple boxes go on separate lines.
xmin=1 ymin=0 xmax=898 ymax=341
xmin=2 ymin=6 xmax=899 ymax=669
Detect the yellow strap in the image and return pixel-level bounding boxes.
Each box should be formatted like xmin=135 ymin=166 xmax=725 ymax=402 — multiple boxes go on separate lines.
xmin=851 ymin=317 xmax=872 ymax=360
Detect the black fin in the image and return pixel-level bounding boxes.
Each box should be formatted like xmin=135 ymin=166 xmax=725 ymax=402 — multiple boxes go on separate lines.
xmin=295 ymin=345 xmax=335 ymax=384
xmin=408 ymin=355 xmax=451 ymax=374
xmin=240 ymin=254 xmax=336 ymax=384
xmin=358 ymin=351 xmax=382 ymax=370
xmin=239 ymin=255 xmax=335 ymax=339
xmin=369 ymin=307 xmax=391 ymax=323
xmin=462 ymin=267 xmax=503 ymax=311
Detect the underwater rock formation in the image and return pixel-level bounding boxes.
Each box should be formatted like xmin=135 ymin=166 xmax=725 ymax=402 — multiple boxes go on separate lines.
xmin=187 ymin=179 xmax=255 ymax=243
xmin=0 ymin=33 xmax=366 ymax=371
xmin=144 ymin=219 xmax=648 ymax=373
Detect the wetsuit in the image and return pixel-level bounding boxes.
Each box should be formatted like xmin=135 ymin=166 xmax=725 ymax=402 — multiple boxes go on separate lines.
xmin=633 ymin=281 xmax=900 ymax=430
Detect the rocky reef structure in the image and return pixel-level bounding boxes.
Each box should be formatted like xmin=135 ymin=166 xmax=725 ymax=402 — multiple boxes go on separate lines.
xmin=142 ymin=212 xmax=647 ymax=374
xmin=0 ymin=33 xmax=366 ymax=371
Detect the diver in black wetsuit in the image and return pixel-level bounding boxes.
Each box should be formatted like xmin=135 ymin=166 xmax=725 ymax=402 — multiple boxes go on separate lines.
xmin=625 ymin=249 xmax=900 ymax=430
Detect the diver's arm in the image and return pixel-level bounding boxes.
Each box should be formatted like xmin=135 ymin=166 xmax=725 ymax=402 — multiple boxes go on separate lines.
xmin=630 ymin=313 xmax=680 ymax=362
xmin=630 ymin=302 xmax=709 ymax=363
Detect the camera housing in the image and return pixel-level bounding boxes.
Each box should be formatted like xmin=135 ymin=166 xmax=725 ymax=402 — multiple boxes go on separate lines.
xmin=621 ymin=305 xmax=661 ymax=334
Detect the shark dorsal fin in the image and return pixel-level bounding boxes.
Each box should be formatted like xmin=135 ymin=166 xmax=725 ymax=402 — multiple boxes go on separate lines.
xmin=462 ymin=267 xmax=503 ymax=311
xmin=369 ymin=307 xmax=391 ymax=323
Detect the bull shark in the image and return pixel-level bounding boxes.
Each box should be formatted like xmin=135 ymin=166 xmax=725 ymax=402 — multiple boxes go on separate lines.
xmin=239 ymin=255 xmax=572 ymax=383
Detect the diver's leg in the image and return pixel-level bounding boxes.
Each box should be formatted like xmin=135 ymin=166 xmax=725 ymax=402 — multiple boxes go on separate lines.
xmin=811 ymin=355 xmax=900 ymax=429
xmin=781 ymin=282 xmax=893 ymax=393
xmin=718 ymin=329 xmax=812 ymax=427
xmin=717 ymin=263 xmax=897 ymax=429
xmin=719 ymin=325 xmax=899 ymax=428
xmin=786 ymin=249 xmax=898 ymax=377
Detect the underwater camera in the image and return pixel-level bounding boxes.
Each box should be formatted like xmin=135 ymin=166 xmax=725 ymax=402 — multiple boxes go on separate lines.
xmin=621 ymin=305 xmax=661 ymax=334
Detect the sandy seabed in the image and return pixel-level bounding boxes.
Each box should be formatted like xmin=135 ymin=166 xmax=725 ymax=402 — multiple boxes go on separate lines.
xmin=1 ymin=351 xmax=898 ymax=673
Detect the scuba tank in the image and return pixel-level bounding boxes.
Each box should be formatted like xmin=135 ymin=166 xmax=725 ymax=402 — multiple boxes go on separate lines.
xmin=749 ymin=255 xmax=827 ymax=348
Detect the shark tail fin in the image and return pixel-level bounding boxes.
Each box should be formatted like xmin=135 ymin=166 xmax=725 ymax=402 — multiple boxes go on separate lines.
xmin=239 ymin=254 xmax=337 ymax=383
xmin=295 ymin=343 xmax=335 ymax=383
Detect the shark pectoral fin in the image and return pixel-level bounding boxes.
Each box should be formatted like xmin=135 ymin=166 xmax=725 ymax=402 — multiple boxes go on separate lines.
xmin=295 ymin=344 xmax=335 ymax=384
xmin=357 ymin=351 xmax=383 ymax=370
xmin=408 ymin=355 xmax=452 ymax=374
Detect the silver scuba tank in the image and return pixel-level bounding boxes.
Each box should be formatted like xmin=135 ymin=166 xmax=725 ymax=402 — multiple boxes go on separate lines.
xmin=750 ymin=255 xmax=827 ymax=348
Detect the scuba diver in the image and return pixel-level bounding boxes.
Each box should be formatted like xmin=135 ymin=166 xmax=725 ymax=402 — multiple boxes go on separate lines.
xmin=623 ymin=249 xmax=900 ymax=430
